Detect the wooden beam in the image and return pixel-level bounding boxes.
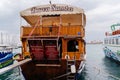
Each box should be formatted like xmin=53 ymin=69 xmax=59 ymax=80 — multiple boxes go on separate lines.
xmin=0 ymin=59 xmax=32 ymax=75
xmin=36 ymin=64 xmax=61 ymax=67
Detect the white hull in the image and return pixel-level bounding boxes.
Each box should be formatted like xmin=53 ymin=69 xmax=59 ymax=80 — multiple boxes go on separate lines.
xmin=103 ymin=45 xmax=120 ymax=62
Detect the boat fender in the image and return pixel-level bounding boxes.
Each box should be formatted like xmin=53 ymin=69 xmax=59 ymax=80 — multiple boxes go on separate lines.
xmin=70 ymin=65 xmax=76 ymax=73
xmin=65 ymin=55 xmax=70 ymax=59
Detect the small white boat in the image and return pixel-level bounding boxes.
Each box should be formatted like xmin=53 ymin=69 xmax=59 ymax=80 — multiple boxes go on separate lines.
xmin=103 ymin=23 xmax=120 ymax=62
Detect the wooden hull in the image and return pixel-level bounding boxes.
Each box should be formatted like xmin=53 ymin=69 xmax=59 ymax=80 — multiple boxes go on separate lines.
xmin=21 ymin=59 xmax=82 ymax=80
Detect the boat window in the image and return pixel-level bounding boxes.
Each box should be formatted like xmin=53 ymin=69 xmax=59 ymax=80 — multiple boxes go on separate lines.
xmin=106 ymin=39 xmax=108 ymax=44
xmin=67 ymin=40 xmax=78 ymax=52
xmin=112 ymin=38 xmax=114 ymax=44
xmin=109 ymin=38 xmax=111 ymax=44
xmin=104 ymin=39 xmax=107 ymax=44
xmin=118 ymin=38 xmax=120 ymax=44
xmin=116 ymin=38 xmax=118 ymax=44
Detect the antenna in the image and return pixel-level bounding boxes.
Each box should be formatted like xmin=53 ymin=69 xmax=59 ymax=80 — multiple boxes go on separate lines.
xmin=49 ymin=0 xmax=52 ymax=4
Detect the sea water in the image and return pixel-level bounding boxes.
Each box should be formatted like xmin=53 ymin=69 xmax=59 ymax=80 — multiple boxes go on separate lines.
xmin=78 ymin=44 xmax=120 ymax=80
xmin=0 ymin=48 xmax=25 ymax=80
xmin=0 ymin=66 xmax=25 ymax=80
xmin=1 ymin=44 xmax=120 ymax=80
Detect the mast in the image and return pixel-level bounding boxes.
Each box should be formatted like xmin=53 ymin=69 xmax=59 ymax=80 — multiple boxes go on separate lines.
xmin=1 ymin=32 xmax=3 ymax=44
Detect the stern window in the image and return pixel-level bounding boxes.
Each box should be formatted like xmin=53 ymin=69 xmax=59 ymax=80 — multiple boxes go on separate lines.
xmin=67 ymin=40 xmax=78 ymax=52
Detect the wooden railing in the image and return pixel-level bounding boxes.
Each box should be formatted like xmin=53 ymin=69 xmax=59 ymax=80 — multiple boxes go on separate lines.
xmin=62 ymin=52 xmax=85 ymax=60
xmin=20 ymin=25 xmax=84 ymax=38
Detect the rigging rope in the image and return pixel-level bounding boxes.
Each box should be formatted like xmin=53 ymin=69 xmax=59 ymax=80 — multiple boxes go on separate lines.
xmin=56 ymin=15 xmax=61 ymax=43
xmin=28 ymin=18 xmax=40 ymax=38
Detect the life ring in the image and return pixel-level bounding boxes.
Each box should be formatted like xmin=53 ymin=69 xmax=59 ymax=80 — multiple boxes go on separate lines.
xmin=65 ymin=55 xmax=70 ymax=59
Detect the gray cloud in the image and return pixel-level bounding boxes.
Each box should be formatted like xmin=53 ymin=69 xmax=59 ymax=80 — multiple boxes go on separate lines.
xmin=0 ymin=0 xmax=120 ymax=42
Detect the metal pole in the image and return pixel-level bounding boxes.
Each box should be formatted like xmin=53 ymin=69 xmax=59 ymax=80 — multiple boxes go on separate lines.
xmin=1 ymin=32 xmax=3 ymax=44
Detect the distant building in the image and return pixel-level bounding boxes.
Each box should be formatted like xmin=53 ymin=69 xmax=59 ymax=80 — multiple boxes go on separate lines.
xmin=87 ymin=40 xmax=103 ymax=44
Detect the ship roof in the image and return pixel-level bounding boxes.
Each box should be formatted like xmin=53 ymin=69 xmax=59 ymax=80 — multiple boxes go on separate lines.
xmin=20 ymin=4 xmax=84 ymax=16
xmin=20 ymin=4 xmax=86 ymax=26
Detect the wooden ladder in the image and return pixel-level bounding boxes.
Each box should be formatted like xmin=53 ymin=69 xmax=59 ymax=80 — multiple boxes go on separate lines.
xmin=67 ymin=60 xmax=76 ymax=80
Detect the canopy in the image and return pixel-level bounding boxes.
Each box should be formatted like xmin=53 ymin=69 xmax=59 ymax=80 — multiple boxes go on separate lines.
xmin=20 ymin=4 xmax=86 ymax=26
xmin=20 ymin=4 xmax=84 ymax=16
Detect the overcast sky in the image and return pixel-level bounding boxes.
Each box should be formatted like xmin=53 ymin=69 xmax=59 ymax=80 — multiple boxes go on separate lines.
xmin=0 ymin=0 xmax=120 ymax=43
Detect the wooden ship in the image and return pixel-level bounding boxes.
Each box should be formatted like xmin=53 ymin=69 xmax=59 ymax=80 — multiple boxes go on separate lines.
xmin=20 ymin=4 xmax=86 ymax=80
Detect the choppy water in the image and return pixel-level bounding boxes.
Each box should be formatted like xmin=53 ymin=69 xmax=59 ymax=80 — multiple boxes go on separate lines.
xmin=1 ymin=44 xmax=120 ymax=80
xmin=0 ymin=66 xmax=25 ymax=80
xmin=78 ymin=44 xmax=120 ymax=80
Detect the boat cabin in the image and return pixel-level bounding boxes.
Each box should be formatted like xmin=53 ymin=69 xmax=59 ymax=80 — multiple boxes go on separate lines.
xmin=20 ymin=4 xmax=86 ymax=63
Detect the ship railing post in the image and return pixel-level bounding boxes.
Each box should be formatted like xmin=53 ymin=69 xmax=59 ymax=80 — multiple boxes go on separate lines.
xmin=74 ymin=52 xmax=76 ymax=60
xmin=80 ymin=53 xmax=84 ymax=60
